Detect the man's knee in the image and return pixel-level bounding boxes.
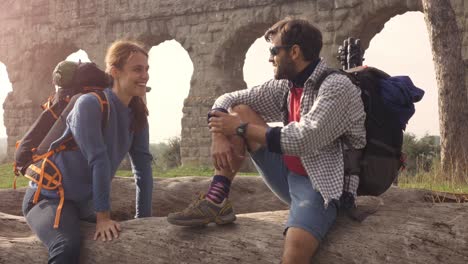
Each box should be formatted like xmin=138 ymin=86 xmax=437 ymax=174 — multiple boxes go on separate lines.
xmin=285 ymin=227 xmax=320 ymax=247
xmin=231 ymin=104 xmax=253 ymax=115
xmin=231 ymin=104 xmax=267 ymax=128
xmin=283 ymin=227 xmax=320 ymax=264
xmin=232 ymin=105 xmax=260 ymax=120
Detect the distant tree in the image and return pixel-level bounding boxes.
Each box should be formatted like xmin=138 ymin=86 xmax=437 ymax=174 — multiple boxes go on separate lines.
xmin=159 ymin=137 xmax=181 ymax=169
xmin=150 ymin=142 xmax=169 ymax=160
xmin=402 ymin=133 xmax=440 ymax=173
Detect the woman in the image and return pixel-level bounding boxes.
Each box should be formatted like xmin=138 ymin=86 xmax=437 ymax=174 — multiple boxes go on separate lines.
xmin=22 ymin=40 xmax=154 ymax=263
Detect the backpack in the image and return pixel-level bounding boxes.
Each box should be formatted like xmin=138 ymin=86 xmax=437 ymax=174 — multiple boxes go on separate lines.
xmin=320 ymin=37 xmax=425 ymax=197
xmin=14 ymin=61 xmax=110 ymax=176
xmin=13 ymin=61 xmax=110 ymax=228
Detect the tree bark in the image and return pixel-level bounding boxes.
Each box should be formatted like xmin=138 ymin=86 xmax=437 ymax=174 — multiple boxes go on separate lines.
xmin=422 ymin=0 xmax=468 ymax=178
xmin=1 ymin=187 xmax=467 ymax=264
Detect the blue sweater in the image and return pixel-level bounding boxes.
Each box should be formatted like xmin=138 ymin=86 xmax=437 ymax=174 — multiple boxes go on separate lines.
xmin=32 ymin=88 xmax=153 ymax=217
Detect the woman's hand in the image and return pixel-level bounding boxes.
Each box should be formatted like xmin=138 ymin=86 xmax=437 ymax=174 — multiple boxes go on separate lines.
xmin=94 ymin=211 xmax=121 ymax=242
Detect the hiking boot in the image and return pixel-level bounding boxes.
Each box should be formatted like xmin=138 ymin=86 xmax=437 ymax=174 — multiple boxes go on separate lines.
xmin=167 ymin=194 xmax=236 ymax=226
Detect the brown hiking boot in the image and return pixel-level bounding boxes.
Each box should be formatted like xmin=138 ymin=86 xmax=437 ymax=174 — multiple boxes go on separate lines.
xmin=167 ymin=194 xmax=236 ymax=226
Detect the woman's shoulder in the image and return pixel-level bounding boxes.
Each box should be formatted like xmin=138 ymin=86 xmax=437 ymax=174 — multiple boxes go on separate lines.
xmin=74 ymin=91 xmax=109 ymax=110
xmin=76 ymin=92 xmax=100 ymax=104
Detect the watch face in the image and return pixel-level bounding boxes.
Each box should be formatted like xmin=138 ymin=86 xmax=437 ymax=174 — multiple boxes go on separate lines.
xmin=236 ymin=123 xmax=248 ymax=137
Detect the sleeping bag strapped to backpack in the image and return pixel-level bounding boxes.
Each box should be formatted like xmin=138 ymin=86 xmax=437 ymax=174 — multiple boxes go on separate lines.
xmin=332 ymin=37 xmax=425 ymax=196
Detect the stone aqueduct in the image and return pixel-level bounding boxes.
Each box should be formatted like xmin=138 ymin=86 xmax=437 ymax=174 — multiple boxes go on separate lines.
xmin=0 ymin=0 xmax=467 ymax=166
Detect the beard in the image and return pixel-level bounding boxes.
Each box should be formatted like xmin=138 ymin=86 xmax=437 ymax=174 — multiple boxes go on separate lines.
xmin=274 ymin=56 xmax=296 ymax=80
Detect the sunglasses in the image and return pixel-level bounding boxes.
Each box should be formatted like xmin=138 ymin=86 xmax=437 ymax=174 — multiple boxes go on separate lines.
xmin=269 ymin=45 xmax=293 ymax=56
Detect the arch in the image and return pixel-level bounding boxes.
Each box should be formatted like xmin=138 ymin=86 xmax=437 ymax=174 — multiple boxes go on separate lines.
xmin=343 ymin=0 xmax=422 ymax=50
xmin=23 ymin=43 xmax=80 ymax=103
xmin=243 ymin=36 xmax=272 ymax=88
xmin=215 ymin=22 xmax=275 ymax=94
xmin=66 ymin=49 xmax=91 ymax=63
xmin=0 ymin=61 xmax=12 ymax=157
xmin=0 ymin=0 xmax=465 ymax=167
xmin=2 ymin=43 xmax=79 ymax=158
xmin=365 ymin=11 xmax=438 ymax=137
xmin=146 ymin=39 xmax=194 ymax=143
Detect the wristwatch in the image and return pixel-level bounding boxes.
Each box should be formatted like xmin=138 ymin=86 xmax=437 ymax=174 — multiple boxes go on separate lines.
xmin=236 ymin=122 xmax=249 ymax=138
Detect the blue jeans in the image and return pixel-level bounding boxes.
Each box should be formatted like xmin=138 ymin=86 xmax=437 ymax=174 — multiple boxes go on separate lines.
xmin=22 ymin=188 xmax=95 ymax=264
xmin=250 ymin=147 xmax=339 ymax=242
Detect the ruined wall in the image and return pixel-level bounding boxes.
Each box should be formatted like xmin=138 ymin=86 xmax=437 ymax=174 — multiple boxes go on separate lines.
xmin=0 ymin=0 xmax=466 ymax=166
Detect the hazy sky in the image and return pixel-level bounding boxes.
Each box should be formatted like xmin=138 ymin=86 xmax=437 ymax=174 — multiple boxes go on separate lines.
xmin=0 ymin=11 xmax=438 ymax=143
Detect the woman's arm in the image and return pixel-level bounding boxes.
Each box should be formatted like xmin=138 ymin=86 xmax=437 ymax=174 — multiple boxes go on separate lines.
xmin=68 ymin=94 xmax=119 ymax=241
xmin=128 ymin=124 xmax=153 ymax=218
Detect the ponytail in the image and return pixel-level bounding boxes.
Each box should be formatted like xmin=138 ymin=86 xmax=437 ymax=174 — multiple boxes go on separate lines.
xmin=129 ymin=96 xmax=149 ymax=133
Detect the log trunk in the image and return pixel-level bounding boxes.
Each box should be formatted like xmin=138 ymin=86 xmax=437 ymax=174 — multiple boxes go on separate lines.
xmin=422 ymin=0 xmax=468 ymax=178
xmin=0 ymin=176 xmax=288 ymax=219
xmin=0 ymin=188 xmax=468 ymax=264
xmin=1 ymin=184 xmax=468 ymax=264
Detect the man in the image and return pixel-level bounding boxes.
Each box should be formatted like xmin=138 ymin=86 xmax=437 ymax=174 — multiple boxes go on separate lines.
xmin=167 ymin=18 xmax=366 ymax=263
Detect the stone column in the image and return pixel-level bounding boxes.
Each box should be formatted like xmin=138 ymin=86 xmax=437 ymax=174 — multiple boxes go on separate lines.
xmin=180 ymin=50 xmax=247 ymax=166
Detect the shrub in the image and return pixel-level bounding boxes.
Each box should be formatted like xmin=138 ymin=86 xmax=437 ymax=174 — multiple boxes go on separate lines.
xmin=155 ymin=137 xmax=181 ymax=170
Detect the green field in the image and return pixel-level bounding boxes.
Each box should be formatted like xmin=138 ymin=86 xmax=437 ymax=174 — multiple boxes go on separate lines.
xmin=398 ymin=172 xmax=468 ymax=194
xmin=0 ymin=163 xmax=29 ymax=189
xmin=2 ymin=162 xmax=467 ymax=194
xmin=0 ymin=163 xmax=258 ymax=189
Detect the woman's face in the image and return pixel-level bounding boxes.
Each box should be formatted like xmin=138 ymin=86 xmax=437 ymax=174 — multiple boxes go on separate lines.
xmin=114 ymin=51 xmax=149 ymax=97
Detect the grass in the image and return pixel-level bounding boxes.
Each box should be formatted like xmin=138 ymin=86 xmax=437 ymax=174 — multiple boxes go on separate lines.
xmin=117 ymin=165 xmax=259 ymax=178
xmin=0 ymin=163 xmax=29 ymax=189
xmin=2 ymin=160 xmax=467 ymax=194
xmin=0 ymin=163 xmax=258 ymax=189
xmin=397 ymin=160 xmax=468 ymax=194
xmin=398 ymin=181 xmax=468 ymax=194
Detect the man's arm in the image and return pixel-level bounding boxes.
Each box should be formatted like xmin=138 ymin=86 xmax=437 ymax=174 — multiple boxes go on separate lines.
xmin=209 ymin=75 xmax=357 ymax=156
xmin=208 ymin=79 xmax=288 ymax=171
xmin=208 ymin=111 xmax=268 ymax=145
xmin=212 ymin=79 xmax=289 ymax=122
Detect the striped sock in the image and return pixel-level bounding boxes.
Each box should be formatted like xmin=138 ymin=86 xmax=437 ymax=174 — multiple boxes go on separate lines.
xmin=206 ymin=175 xmax=232 ymax=204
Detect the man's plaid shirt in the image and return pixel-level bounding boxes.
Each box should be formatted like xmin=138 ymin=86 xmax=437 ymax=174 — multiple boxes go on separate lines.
xmin=213 ymin=60 xmax=366 ymax=205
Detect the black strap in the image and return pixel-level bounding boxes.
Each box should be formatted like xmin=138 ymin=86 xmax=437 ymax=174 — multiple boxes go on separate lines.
xmin=313 ymin=69 xmax=346 ymax=91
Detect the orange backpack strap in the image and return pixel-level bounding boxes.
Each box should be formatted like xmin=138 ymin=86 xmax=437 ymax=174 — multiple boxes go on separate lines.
xmin=12 ymin=163 xmax=18 ymax=189
xmin=25 ymin=155 xmax=65 ymax=228
xmin=17 ymin=90 xmax=110 ymax=229
xmin=12 ymin=140 xmax=22 ymax=189
xmin=88 ymin=90 xmax=110 ymax=131
xmin=41 ymin=95 xmax=54 ymax=111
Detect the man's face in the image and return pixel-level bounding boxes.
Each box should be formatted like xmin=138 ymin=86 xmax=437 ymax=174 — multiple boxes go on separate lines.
xmin=269 ymin=35 xmax=296 ymax=80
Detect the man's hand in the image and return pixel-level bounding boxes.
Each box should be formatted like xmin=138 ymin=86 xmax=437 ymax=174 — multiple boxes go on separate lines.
xmin=211 ymin=133 xmax=244 ymax=172
xmin=208 ymin=111 xmax=242 ymax=136
xmin=94 ymin=211 xmax=121 ymax=242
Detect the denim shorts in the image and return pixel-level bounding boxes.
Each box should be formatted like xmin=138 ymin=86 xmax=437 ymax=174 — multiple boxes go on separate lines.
xmin=250 ymin=147 xmax=338 ymax=242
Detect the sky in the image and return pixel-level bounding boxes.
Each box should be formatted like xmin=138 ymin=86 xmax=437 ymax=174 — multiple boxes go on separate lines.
xmin=0 ymin=11 xmax=438 ymax=143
